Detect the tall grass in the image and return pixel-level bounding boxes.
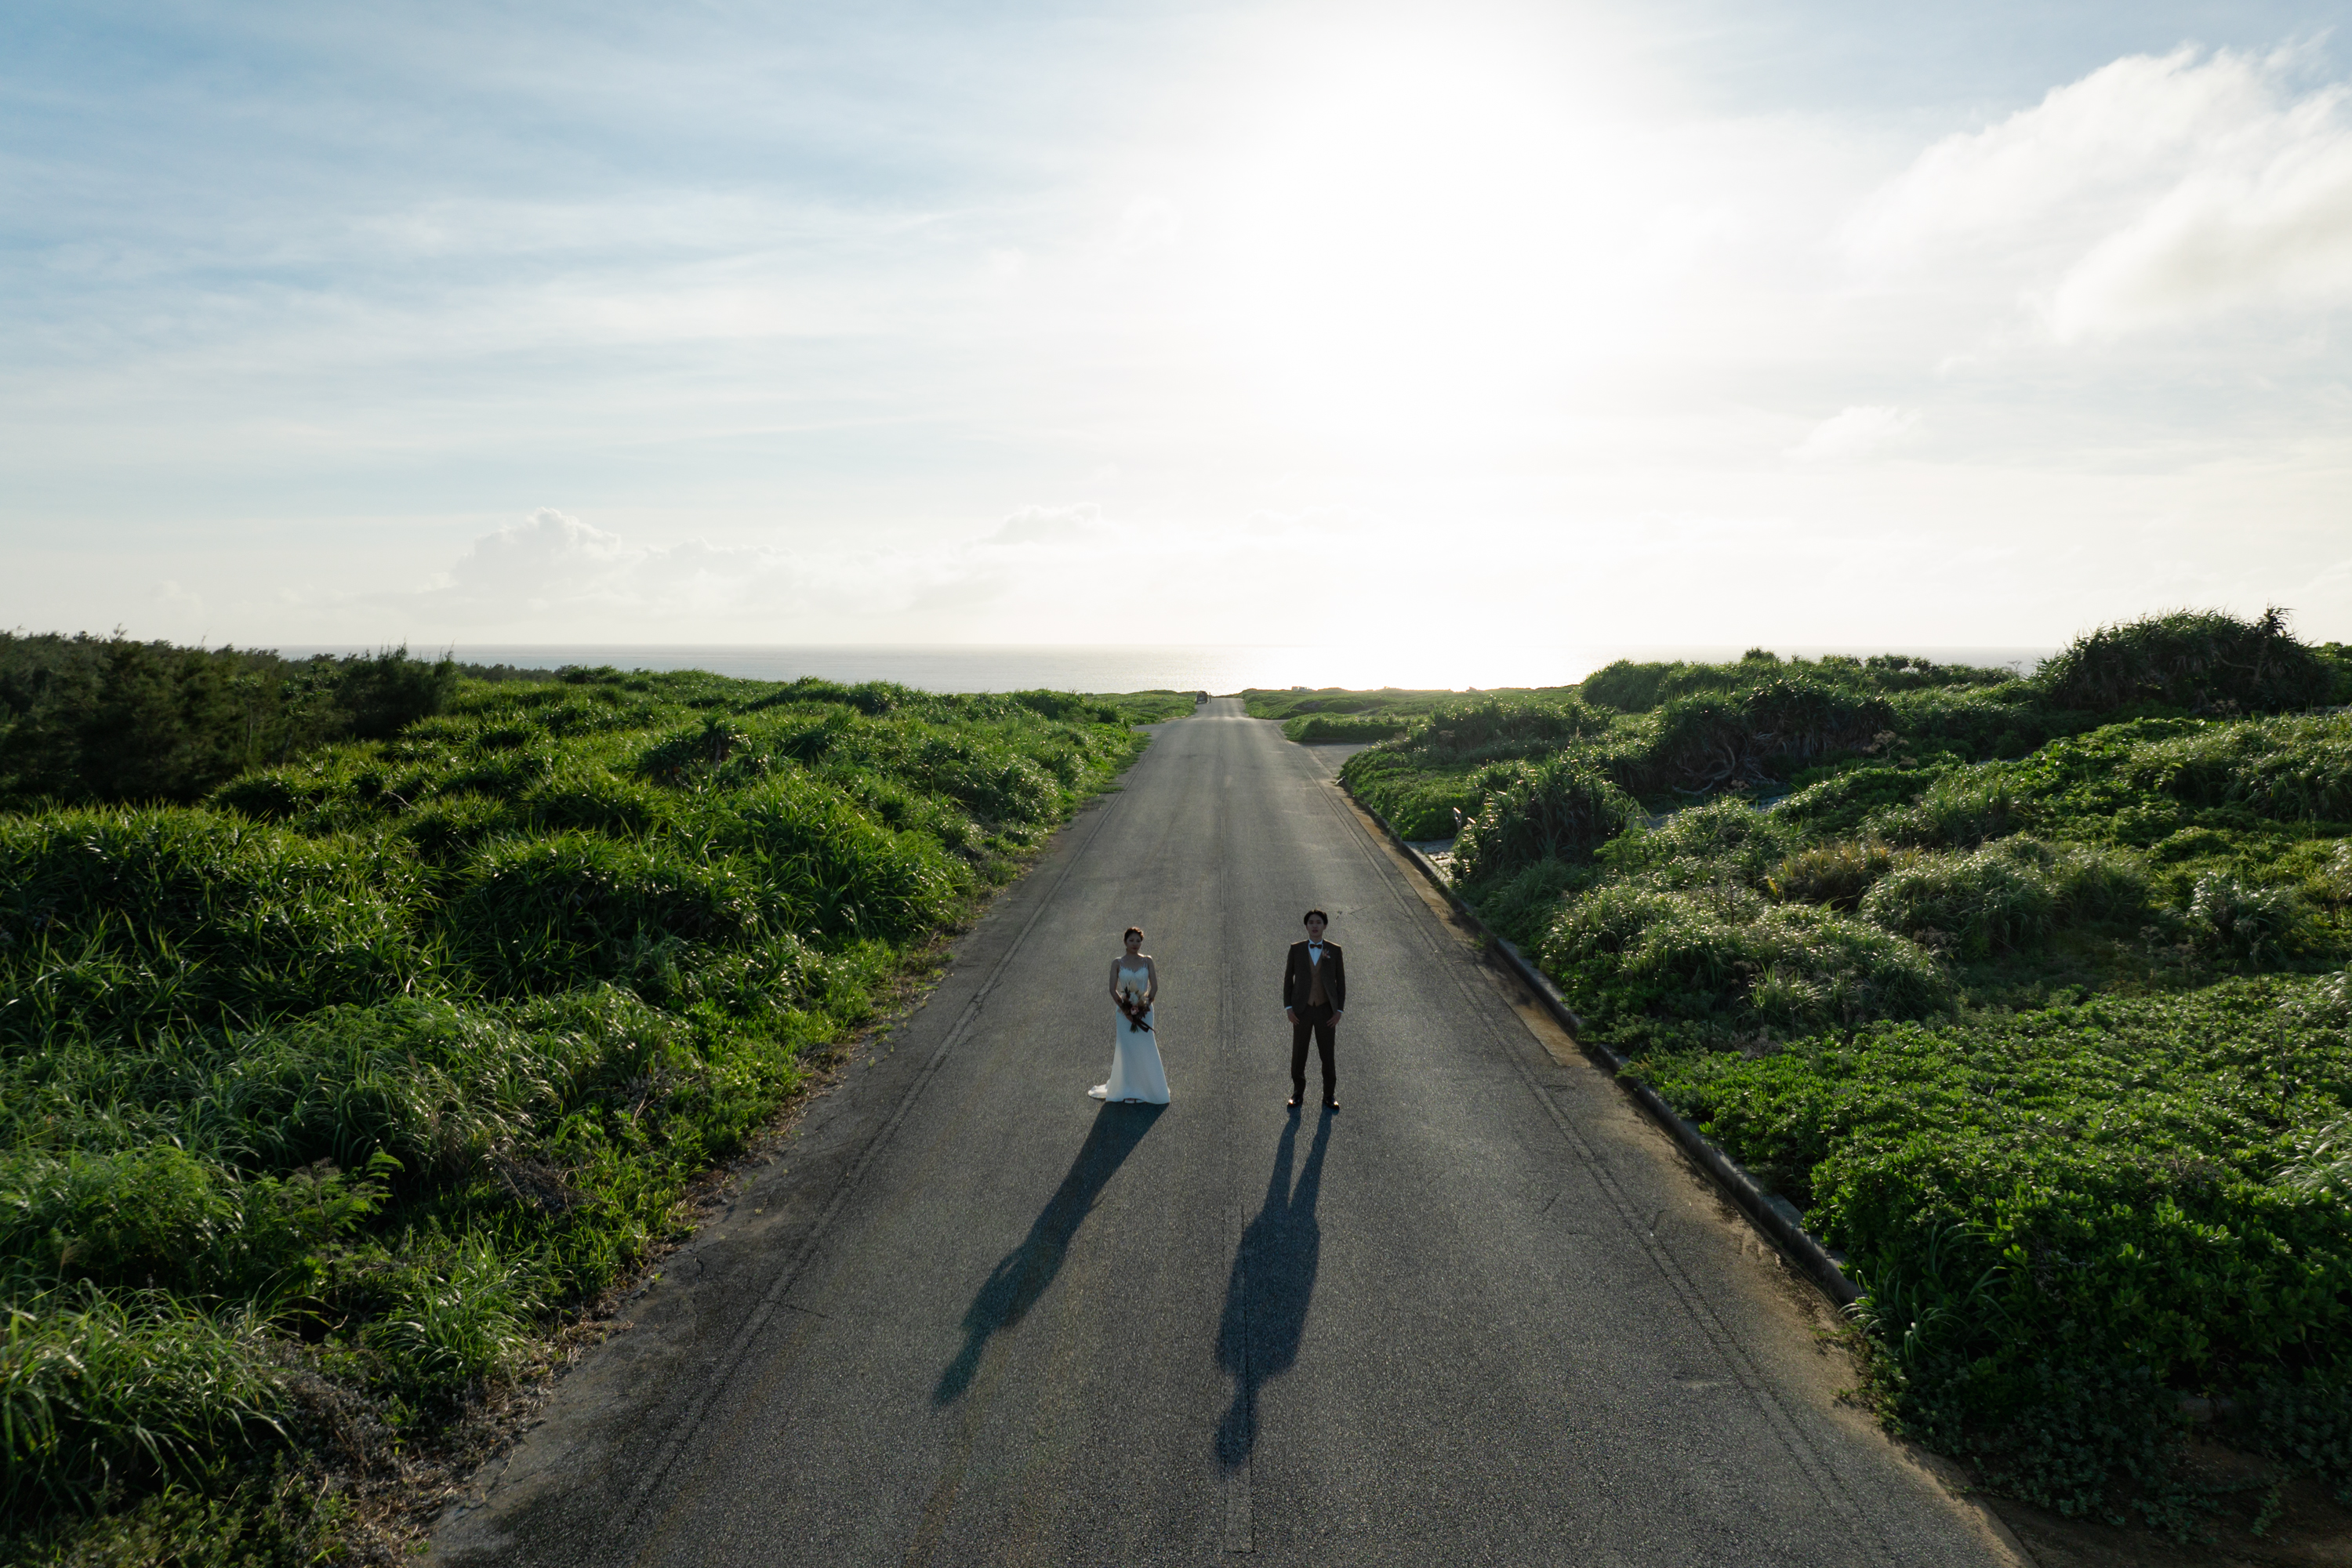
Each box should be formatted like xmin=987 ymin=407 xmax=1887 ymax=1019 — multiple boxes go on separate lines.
xmin=0 ymin=664 xmax=1155 ymax=1552
xmin=1450 ymin=757 xmax=1636 ymax=884
xmin=2 ymin=1289 xmax=290 ymax=1513
xmin=2039 ymin=607 xmax=2335 ymax=715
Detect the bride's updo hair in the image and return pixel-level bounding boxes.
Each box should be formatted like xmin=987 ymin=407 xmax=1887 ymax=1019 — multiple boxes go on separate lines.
xmin=1123 ymin=927 xmax=1144 ymax=943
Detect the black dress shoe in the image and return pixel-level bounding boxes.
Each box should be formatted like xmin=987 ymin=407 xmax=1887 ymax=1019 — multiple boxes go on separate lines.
xmin=1286 ymin=1093 xmax=1302 ymax=1111
xmin=1322 ymin=1098 xmax=1339 ymax=1112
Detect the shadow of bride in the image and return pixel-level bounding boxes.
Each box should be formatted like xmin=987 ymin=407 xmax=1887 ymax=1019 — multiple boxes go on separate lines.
xmin=933 ymin=1102 xmax=1166 ymax=1406
xmin=1215 ymin=1109 xmax=1333 ymax=1468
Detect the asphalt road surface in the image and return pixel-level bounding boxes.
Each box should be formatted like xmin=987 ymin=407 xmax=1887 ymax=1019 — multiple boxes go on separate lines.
xmin=434 ymin=699 xmax=2016 ymax=1567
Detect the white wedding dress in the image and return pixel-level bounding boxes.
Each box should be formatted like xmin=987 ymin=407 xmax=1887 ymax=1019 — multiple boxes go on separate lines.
xmin=1091 ymin=961 xmax=1171 ymax=1104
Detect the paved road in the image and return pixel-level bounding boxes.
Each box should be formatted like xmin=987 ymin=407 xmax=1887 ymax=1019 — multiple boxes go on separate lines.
xmin=434 ymin=700 xmax=2014 ymax=1567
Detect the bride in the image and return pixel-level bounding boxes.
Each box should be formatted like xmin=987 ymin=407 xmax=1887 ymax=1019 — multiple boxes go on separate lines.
xmin=1091 ymin=926 xmax=1171 ymax=1105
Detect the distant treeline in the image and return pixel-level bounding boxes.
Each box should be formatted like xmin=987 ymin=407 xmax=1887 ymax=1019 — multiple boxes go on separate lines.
xmin=1580 ymin=610 xmax=2347 ymax=718
xmin=0 ymin=633 xmax=535 ymax=807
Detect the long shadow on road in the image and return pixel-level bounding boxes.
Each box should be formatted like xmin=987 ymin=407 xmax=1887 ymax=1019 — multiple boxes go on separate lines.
xmin=1217 ymin=1109 xmax=1333 ymax=1467
xmin=934 ymin=1102 xmax=1166 ymax=1405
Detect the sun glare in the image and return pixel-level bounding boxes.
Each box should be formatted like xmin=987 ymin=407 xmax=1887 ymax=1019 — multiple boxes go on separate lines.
xmin=1186 ymin=11 xmax=1679 ymax=447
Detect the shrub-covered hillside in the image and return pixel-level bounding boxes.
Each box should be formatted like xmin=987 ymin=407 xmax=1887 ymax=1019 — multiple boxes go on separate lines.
xmin=0 ymin=634 xmax=481 ymax=808
xmin=1335 ymin=612 xmax=2352 ymax=1534
xmin=0 ymin=664 xmax=1181 ymax=1562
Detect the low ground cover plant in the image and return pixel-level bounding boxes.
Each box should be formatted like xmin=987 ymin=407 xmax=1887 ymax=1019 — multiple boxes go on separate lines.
xmin=0 ymin=659 xmax=1176 ymax=1561
xmin=1330 ymin=612 xmax=2352 ymax=1532
xmin=1638 ymin=982 xmax=2352 ymax=1526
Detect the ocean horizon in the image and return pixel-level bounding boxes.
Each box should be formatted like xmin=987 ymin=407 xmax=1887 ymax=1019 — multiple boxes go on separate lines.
xmin=267 ymin=643 xmax=2056 ymax=694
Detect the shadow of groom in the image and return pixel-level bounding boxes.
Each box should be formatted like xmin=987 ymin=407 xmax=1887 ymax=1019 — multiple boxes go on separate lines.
xmin=1216 ymin=1109 xmax=1334 ymax=1468
xmin=933 ymin=1102 xmax=1166 ymax=1406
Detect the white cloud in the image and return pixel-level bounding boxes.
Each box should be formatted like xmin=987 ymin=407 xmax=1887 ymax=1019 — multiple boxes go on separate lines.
xmin=444 ymin=508 xmax=637 ymax=598
xmin=986 ymin=504 xmax=1106 ymax=546
xmin=343 ymin=506 xmax=1127 ymax=639
xmin=2052 ymin=121 xmax=2352 ymax=336
xmin=318 ymin=500 xmax=1425 ymax=644
xmin=1786 ymin=405 xmax=1919 ymax=463
xmin=1106 ymin=196 xmax=1181 ymax=257
xmin=416 ymin=508 xmax=808 ymax=624
xmin=1848 ymin=49 xmax=2280 ymax=255
xmin=1849 ymin=45 xmax=2352 ymax=339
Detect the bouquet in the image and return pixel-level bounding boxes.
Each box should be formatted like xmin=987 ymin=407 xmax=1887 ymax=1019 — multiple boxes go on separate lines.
xmin=1116 ymin=995 xmax=1153 ymax=1033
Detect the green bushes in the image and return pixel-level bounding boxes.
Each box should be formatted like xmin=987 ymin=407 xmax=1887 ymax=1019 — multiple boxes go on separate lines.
xmin=2186 ymin=873 xmax=2309 ymax=965
xmin=1770 ymin=838 xmax=1904 ymax=910
xmin=1582 ymin=652 xmax=2013 ymax=714
xmin=1004 ymin=689 xmax=1117 ymax=724
xmin=1578 ymin=653 xmax=1759 ymax=713
xmin=722 ymin=775 xmax=957 ymax=938
xmin=358 ymin=1238 xmax=535 ymax=1399
xmin=1768 ymin=837 xmax=2151 ymax=957
xmin=1461 ymin=858 xmax=1594 ymax=949
xmin=1406 ymin=698 xmax=1612 ymax=760
xmin=1283 ymin=713 xmax=1407 ymax=743
xmin=2276 ymin=1107 xmax=2352 ymax=1197
xmin=1336 ymin=749 xmax=1486 ymax=840
xmin=1541 ymin=885 xmax=1952 ymax=1033
xmin=1880 ymin=682 xmax=2084 ymax=761
xmin=1345 ymin=612 xmax=2342 ymax=855
xmin=0 ymin=1146 xmax=385 ymax=1308
xmin=1857 ymin=848 xmax=2056 ymax=958
xmin=1450 ymin=757 xmax=1637 ymax=884
xmin=0 ymin=665 xmax=1152 ymax=1550
xmin=451 ymin=834 xmax=775 ymax=993
xmin=1639 ymin=679 xmax=1895 ymax=793
xmin=2042 ymin=841 xmax=2154 ymax=923
xmin=1872 ymin=770 xmax=2030 ymax=848
xmin=2110 ymin=713 xmax=2352 ymax=823
xmin=1624 ymin=797 xmax=1803 ymax=886
xmin=2 ymin=1289 xmax=292 ymax=1515
xmin=2040 ymin=608 xmax=2334 ymax=715
xmin=1325 ymin=618 xmax=2352 ymax=1526
xmin=1241 ymin=686 xmax=1530 ymax=727
xmin=0 ymin=634 xmax=460 ymax=808
xmin=0 ymin=811 xmax=429 ymax=1041
xmin=330 ymin=649 xmax=463 ymax=742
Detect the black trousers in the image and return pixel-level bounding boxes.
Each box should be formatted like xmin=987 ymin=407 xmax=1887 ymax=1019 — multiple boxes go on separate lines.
xmin=1290 ymin=1006 xmax=1336 ymax=1096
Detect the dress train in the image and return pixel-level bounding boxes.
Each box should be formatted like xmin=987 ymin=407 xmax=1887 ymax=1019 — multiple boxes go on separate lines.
xmin=1092 ymin=970 xmax=1170 ymax=1104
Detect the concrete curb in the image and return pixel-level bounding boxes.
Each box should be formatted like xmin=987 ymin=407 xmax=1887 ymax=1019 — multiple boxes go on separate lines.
xmin=1341 ymin=779 xmax=1863 ymax=1308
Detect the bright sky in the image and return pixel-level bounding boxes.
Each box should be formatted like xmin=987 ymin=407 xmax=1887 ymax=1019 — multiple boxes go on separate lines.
xmin=5 ymin=0 xmax=2349 ymax=652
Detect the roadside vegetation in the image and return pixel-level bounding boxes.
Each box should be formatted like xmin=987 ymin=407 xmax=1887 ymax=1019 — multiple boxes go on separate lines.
xmin=1329 ymin=612 xmax=2352 ymax=1537
xmin=0 ymin=633 xmax=479 ymax=808
xmin=0 ymin=648 xmax=1184 ymax=1563
xmin=1242 ymin=683 xmax=1575 ymax=746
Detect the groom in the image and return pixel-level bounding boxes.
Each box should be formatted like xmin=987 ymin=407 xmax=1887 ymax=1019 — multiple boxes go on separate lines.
xmin=1281 ymin=909 xmax=1345 ymax=1112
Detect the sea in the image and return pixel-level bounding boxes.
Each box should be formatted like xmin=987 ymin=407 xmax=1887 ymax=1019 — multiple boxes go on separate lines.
xmin=270 ymin=644 xmax=2056 ymax=695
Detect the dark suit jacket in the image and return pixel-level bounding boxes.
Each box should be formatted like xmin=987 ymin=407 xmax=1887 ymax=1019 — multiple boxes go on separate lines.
xmin=1281 ymin=939 xmax=1345 ymax=1014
